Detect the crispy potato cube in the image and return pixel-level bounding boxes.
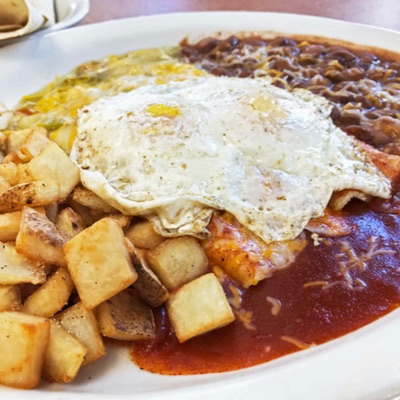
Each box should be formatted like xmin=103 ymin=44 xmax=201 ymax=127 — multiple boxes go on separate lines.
xmin=146 ymin=236 xmax=208 ymax=290
xmin=72 ymin=186 xmax=117 ymax=213
xmin=0 ymin=180 xmax=60 ymax=213
xmin=17 ymin=163 xmax=34 ymax=184
xmin=2 ymin=152 xmax=24 ymax=164
xmin=21 ymin=268 xmax=74 ymax=317
xmin=64 ymin=218 xmax=137 ymax=309
xmin=0 ymin=162 xmax=18 ymax=186
xmin=167 ymin=273 xmax=235 ymax=343
xmin=132 ymin=249 xmax=169 ymax=307
xmin=18 ymin=127 xmax=50 ymax=160
xmin=0 ymin=210 xmax=21 ymax=241
xmin=0 ymin=242 xmax=45 ymax=285
xmin=43 ymin=320 xmax=87 ymax=383
xmin=0 ymin=175 xmax=11 ymax=193
xmin=108 ymin=213 xmax=131 ymax=229
xmin=27 ymin=142 xmax=80 ymax=199
xmin=16 ymin=207 xmax=66 ymax=266
xmin=0 ymin=285 xmax=21 ymax=311
xmin=56 ymin=302 xmax=105 ymax=366
xmin=68 ymin=199 xmax=98 ymax=226
xmin=0 ymin=311 xmax=50 ymax=389
xmin=126 ymin=219 xmax=165 ymax=249
xmin=5 ymin=128 xmax=31 ymax=154
xmin=96 ymin=289 xmax=155 ymax=341
xmin=56 ymin=207 xmax=85 ymax=238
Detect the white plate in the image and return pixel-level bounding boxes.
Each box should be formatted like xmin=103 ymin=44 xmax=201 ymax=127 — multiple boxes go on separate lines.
xmin=0 ymin=0 xmax=89 ymax=46
xmin=1 ymin=12 xmax=400 ymax=400
xmin=50 ymin=0 xmax=90 ymax=32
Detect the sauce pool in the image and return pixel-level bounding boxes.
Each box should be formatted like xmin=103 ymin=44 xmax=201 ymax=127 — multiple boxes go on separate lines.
xmin=131 ymin=201 xmax=400 ymax=374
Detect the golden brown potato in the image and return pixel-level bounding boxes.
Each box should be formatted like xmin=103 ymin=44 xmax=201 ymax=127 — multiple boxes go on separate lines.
xmin=146 ymin=236 xmax=208 ymax=290
xmin=96 ymin=289 xmax=155 ymax=341
xmin=167 ymin=273 xmax=235 ymax=343
xmin=0 ymin=285 xmax=21 ymax=311
xmin=131 ymin=248 xmax=169 ymax=307
xmin=5 ymin=128 xmax=31 ymax=155
xmin=56 ymin=207 xmax=85 ymax=238
xmin=0 ymin=180 xmax=60 ymax=213
xmin=27 ymin=142 xmax=80 ymax=199
xmin=16 ymin=207 xmax=66 ymax=266
xmin=43 ymin=320 xmax=87 ymax=383
xmin=0 ymin=162 xmax=18 ymax=186
xmin=125 ymin=219 xmax=165 ymax=249
xmin=0 ymin=175 xmax=11 ymax=193
xmin=18 ymin=127 xmax=50 ymax=160
xmin=21 ymin=268 xmax=74 ymax=317
xmin=56 ymin=302 xmax=106 ymax=366
xmin=64 ymin=218 xmax=137 ymax=310
xmin=0 ymin=311 xmax=50 ymax=389
xmin=68 ymin=199 xmax=99 ymax=226
xmin=2 ymin=152 xmax=24 ymax=164
xmin=72 ymin=186 xmax=117 ymax=213
xmin=108 ymin=213 xmax=131 ymax=229
xmin=0 ymin=242 xmax=45 ymax=285
xmin=0 ymin=210 xmax=21 ymax=242
xmin=17 ymin=163 xmax=34 ymax=184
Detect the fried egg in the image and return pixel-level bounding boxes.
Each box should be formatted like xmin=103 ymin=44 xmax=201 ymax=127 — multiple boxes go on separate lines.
xmin=71 ymin=77 xmax=391 ymax=243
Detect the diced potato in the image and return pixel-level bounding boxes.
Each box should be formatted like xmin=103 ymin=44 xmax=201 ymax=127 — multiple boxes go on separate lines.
xmin=0 ymin=311 xmax=50 ymax=389
xmin=0 ymin=162 xmax=18 ymax=186
xmin=64 ymin=218 xmax=137 ymax=309
xmin=0 ymin=242 xmax=45 ymax=285
xmin=68 ymin=199 xmax=98 ymax=226
xmin=0 ymin=175 xmax=11 ymax=193
xmin=0 ymin=180 xmax=60 ymax=213
xmin=0 ymin=210 xmax=21 ymax=241
xmin=43 ymin=320 xmax=87 ymax=383
xmin=167 ymin=273 xmax=235 ymax=343
xmin=132 ymin=249 xmax=169 ymax=307
xmin=96 ymin=289 xmax=155 ymax=341
xmin=27 ymin=142 xmax=80 ymax=199
xmin=126 ymin=219 xmax=165 ymax=249
xmin=5 ymin=128 xmax=31 ymax=154
xmin=17 ymin=163 xmax=34 ymax=184
xmin=16 ymin=207 xmax=66 ymax=266
xmin=21 ymin=268 xmax=74 ymax=317
xmin=88 ymin=208 xmax=106 ymax=222
xmin=72 ymin=186 xmax=117 ymax=213
xmin=2 ymin=152 xmax=24 ymax=164
xmin=56 ymin=302 xmax=105 ymax=366
xmin=0 ymin=285 xmax=21 ymax=311
xmin=56 ymin=207 xmax=85 ymax=238
xmin=146 ymin=236 xmax=208 ymax=290
xmin=108 ymin=213 xmax=131 ymax=229
xmin=18 ymin=127 xmax=50 ymax=160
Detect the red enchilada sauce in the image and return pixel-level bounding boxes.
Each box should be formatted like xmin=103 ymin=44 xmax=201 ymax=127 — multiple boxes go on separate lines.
xmin=131 ymin=37 xmax=400 ymax=374
xmin=132 ymin=201 xmax=400 ymax=374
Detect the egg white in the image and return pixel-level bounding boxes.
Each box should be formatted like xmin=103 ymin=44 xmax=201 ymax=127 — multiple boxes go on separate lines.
xmin=71 ymin=77 xmax=391 ymax=243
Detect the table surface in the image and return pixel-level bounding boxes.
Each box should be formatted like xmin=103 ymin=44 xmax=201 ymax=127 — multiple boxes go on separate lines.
xmin=81 ymin=0 xmax=400 ymax=32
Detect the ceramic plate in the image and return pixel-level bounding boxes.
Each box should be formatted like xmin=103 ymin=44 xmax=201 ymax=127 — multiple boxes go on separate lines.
xmin=1 ymin=12 xmax=400 ymax=400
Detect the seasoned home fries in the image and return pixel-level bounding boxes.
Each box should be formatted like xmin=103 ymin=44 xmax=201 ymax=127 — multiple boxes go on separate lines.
xmin=1 ymin=33 xmax=400 ymax=388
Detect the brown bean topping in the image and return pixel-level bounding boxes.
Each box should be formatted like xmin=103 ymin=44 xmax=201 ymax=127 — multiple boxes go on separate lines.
xmin=181 ymin=35 xmax=400 ymax=153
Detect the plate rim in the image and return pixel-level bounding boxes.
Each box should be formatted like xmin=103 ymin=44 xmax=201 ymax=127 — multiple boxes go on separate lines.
xmin=1 ymin=11 xmax=400 ymax=400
